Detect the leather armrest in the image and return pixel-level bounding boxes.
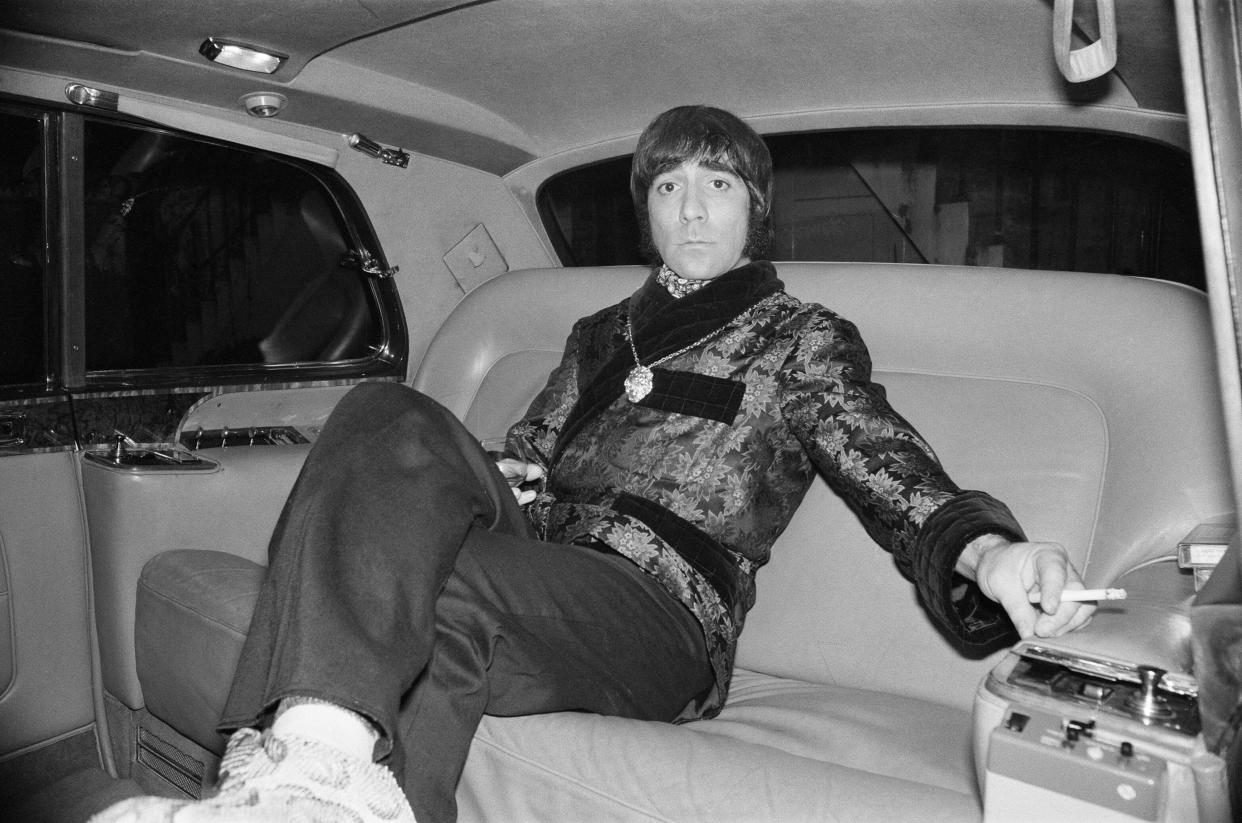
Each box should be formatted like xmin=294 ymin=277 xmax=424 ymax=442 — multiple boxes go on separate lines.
xmin=136 ymin=549 xmax=265 ymax=753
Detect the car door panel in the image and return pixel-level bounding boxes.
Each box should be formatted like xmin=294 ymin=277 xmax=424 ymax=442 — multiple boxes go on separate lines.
xmin=83 ymin=437 xmax=311 ymax=709
xmin=0 ymin=448 xmax=95 ymax=758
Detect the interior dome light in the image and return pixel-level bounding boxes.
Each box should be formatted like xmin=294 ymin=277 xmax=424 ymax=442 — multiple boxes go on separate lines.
xmin=199 ymin=38 xmax=286 ymax=74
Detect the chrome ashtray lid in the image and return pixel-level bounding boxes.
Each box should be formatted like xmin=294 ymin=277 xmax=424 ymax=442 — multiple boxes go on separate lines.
xmin=1004 ymin=645 xmax=1200 ymax=736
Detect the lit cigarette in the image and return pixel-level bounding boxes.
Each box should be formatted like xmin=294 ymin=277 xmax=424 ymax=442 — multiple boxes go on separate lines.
xmin=1032 ymin=588 xmax=1127 ymax=603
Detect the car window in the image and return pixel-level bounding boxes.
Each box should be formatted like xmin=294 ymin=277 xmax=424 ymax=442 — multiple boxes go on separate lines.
xmin=0 ymin=109 xmax=46 ymax=387
xmin=82 ymin=118 xmax=391 ymax=375
xmin=0 ymin=100 xmax=406 ymax=399
xmin=538 ymin=128 xmax=1205 ymax=290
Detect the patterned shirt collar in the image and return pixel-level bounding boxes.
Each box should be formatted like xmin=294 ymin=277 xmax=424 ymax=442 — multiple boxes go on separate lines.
xmin=656 ymin=264 xmax=708 ymax=298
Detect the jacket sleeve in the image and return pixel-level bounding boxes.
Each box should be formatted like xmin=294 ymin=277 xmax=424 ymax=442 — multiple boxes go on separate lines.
xmin=503 ymin=320 xmax=583 ymax=470
xmin=780 ymin=308 xmax=1022 ymax=653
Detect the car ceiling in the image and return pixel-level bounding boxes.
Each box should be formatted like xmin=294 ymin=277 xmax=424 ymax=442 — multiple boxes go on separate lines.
xmin=0 ymin=0 xmax=1185 ymax=176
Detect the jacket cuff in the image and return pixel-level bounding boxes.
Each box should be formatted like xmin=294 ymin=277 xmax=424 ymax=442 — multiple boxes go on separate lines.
xmin=913 ymin=490 xmax=1026 ymax=656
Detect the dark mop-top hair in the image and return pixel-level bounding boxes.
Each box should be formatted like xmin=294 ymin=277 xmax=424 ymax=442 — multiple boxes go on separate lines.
xmin=630 ymin=105 xmax=774 ymax=265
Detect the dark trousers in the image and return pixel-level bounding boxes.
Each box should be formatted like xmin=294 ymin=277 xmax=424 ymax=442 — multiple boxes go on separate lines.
xmin=219 ymin=382 xmax=713 ymax=823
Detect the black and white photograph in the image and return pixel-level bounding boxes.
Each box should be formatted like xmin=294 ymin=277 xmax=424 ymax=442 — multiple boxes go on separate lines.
xmin=0 ymin=2 xmax=1240 ymax=822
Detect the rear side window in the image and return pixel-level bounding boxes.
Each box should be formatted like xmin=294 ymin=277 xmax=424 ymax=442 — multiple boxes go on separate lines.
xmin=82 ymin=119 xmax=400 ymax=378
xmin=0 ymin=101 xmax=406 ymax=399
xmin=539 ymin=128 xmax=1204 ymax=290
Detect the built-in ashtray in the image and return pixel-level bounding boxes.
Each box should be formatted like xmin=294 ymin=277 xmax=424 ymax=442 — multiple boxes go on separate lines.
xmin=1007 ymin=650 xmax=1200 ymax=736
xmin=84 ymin=443 xmax=217 ymax=472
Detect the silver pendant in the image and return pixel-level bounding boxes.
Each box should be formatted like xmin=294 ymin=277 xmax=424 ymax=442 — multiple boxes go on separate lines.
xmin=624 ymin=364 xmax=654 ymax=402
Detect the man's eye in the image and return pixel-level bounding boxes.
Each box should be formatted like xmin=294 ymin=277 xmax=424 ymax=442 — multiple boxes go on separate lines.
xmin=709 ymin=178 xmax=731 ymax=190
xmin=656 ymin=182 xmax=676 ymax=194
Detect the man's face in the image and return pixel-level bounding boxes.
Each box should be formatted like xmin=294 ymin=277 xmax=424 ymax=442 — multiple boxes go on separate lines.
xmin=647 ymin=159 xmax=751 ymax=281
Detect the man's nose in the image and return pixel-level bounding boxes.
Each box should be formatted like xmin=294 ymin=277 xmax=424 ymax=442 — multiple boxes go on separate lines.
xmin=679 ymin=187 xmax=705 ymax=222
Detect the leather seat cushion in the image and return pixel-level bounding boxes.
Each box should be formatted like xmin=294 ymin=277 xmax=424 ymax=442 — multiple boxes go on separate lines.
xmin=136 ymin=549 xmax=980 ymax=821
xmin=459 ymin=668 xmax=979 ymax=822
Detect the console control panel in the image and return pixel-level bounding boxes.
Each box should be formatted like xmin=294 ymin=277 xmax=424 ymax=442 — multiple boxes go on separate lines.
xmin=988 ymin=705 xmax=1166 ymax=820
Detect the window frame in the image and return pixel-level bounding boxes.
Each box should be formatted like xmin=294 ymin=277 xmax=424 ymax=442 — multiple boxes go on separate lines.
xmin=0 ymin=102 xmax=58 ymax=397
xmin=0 ymin=93 xmax=407 ymax=401
xmin=536 ymin=126 xmax=1205 ymax=291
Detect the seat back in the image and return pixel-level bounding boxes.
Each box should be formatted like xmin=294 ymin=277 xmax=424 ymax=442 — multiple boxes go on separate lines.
xmin=414 ymin=262 xmax=1234 ymax=709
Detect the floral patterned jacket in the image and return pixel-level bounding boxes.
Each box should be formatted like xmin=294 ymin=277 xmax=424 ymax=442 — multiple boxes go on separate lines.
xmin=504 ymin=261 xmax=1025 ymax=719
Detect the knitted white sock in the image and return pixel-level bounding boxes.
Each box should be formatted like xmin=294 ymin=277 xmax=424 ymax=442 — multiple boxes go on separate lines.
xmin=271 ymin=697 xmax=379 ymax=762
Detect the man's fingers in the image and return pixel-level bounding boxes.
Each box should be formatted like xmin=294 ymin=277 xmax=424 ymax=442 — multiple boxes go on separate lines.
xmin=1033 ymin=602 xmax=1095 ymax=637
xmin=973 ymin=539 xmax=1096 ymax=640
xmin=1032 ymin=548 xmax=1069 ymax=613
xmin=994 ymin=588 xmax=1039 ymax=638
xmin=1026 ymin=548 xmax=1098 ymax=636
xmin=497 ymin=458 xmax=545 ymax=487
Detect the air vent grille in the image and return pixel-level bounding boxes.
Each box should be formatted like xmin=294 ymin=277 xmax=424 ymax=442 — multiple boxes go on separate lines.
xmin=137 ymin=725 xmax=205 ymax=798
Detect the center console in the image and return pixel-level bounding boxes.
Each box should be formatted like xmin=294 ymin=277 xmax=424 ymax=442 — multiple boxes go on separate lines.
xmin=972 ymin=562 xmax=1231 ymax=822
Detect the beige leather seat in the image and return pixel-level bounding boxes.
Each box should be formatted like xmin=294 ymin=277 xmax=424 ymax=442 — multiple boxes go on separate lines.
xmin=137 ymin=262 xmax=1232 ymax=821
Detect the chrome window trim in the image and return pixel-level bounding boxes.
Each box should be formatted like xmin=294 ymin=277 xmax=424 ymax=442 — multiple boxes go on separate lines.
xmin=1177 ymin=0 xmax=1242 ymax=520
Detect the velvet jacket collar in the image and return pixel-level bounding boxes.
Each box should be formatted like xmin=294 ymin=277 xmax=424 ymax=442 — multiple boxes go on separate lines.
xmin=551 ymin=261 xmax=784 ymax=464
xmin=628 ymin=260 xmax=784 ymax=361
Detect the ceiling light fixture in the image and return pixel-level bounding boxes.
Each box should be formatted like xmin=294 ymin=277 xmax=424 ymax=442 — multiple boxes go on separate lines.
xmin=199 ymin=37 xmax=286 ymax=74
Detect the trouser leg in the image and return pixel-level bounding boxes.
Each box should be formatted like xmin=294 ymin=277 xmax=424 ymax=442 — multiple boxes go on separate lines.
xmin=219 ymin=381 xmax=713 ymax=822
xmin=392 ymin=530 xmax=712 ymax=823
xmin=219 ymin=381 xmax=528 ymax=739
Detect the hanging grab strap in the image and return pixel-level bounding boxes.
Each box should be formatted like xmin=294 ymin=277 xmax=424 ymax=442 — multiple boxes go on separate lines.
xmin=1053 ymin=0 xmax=1117 ymax=83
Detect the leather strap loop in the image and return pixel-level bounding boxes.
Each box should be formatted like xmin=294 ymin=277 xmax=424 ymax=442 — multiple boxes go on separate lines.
xmin=1053 ymin=0 xmax=1117 ymax=83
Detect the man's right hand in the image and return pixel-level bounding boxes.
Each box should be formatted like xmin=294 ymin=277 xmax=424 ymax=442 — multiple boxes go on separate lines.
xmin=496 ymin=459 xmax=545 ymax=505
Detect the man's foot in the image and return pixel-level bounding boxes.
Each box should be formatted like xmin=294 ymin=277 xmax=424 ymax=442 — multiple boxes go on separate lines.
xmin=89 ymin=727 xmax=416 ymax=822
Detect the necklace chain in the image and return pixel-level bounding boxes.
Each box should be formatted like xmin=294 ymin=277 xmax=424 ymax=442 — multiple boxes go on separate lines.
xmin=622 ymin=291 xmax=784 ymax=403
